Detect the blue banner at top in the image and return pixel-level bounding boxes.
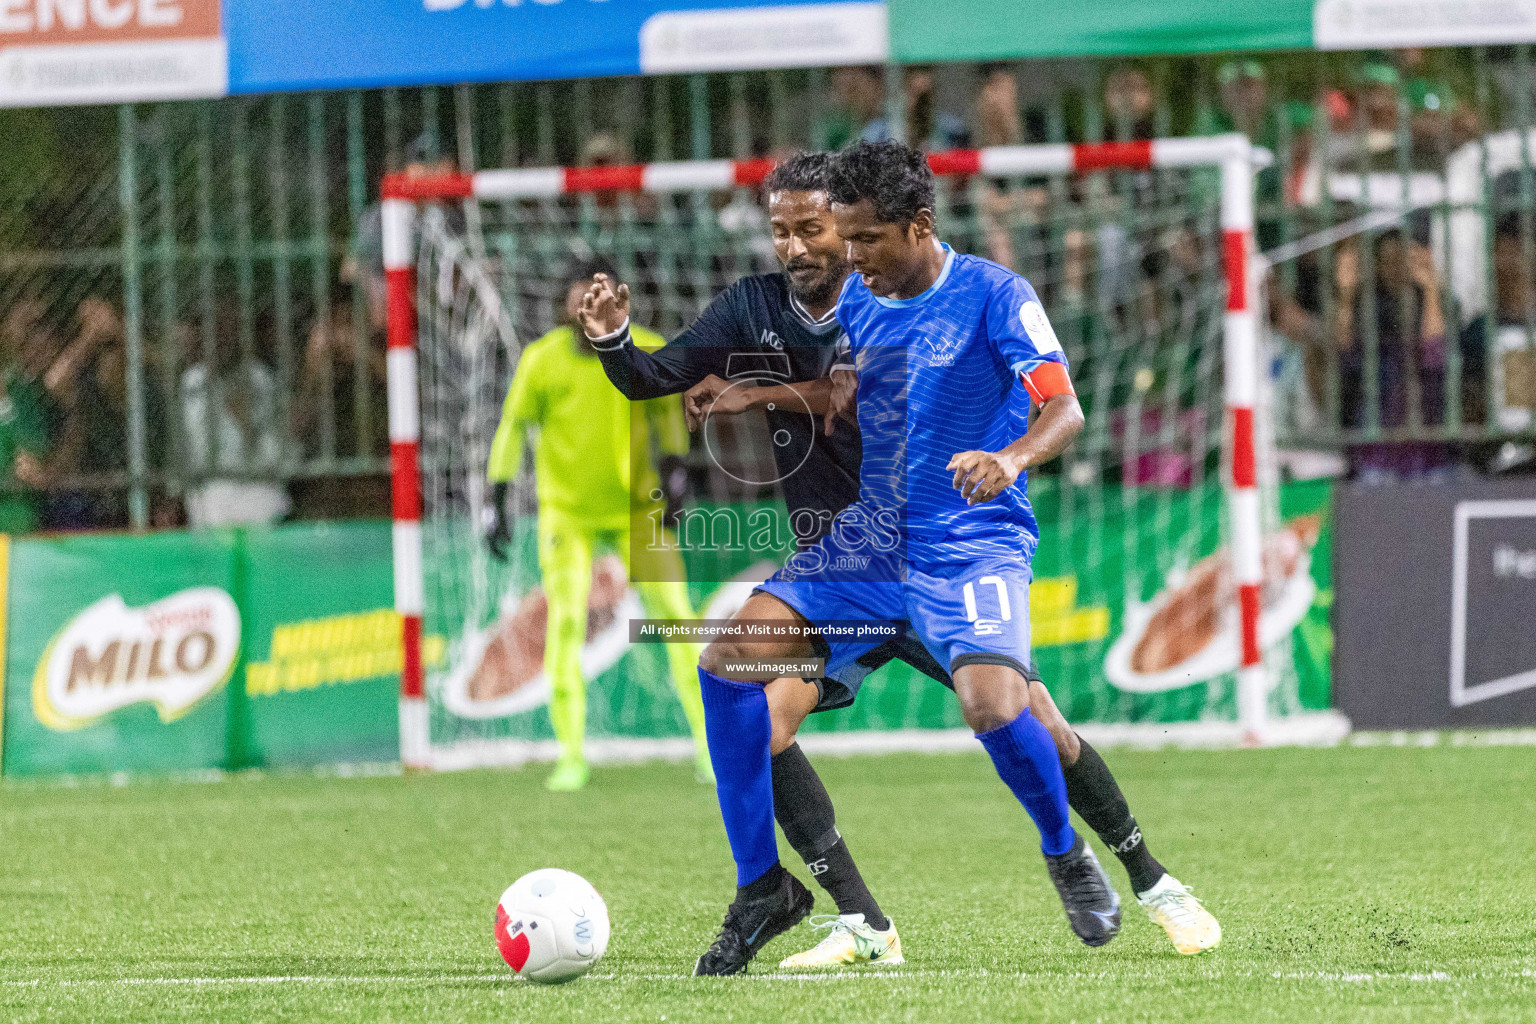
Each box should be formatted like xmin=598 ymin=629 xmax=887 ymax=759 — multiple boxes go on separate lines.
xmin=223 ymin=0 xmax=888 ymax=94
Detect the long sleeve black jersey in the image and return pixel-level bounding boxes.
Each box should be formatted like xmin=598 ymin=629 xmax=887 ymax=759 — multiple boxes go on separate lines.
xmin=594 ymin=274 xmax=860 ymax=543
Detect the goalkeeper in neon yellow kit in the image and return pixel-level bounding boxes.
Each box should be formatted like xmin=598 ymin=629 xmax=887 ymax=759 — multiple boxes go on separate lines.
xmin=486 ymin=261 xmax=711 ymax=792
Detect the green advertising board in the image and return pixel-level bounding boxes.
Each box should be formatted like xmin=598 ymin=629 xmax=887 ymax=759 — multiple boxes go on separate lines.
xmin=0 ymin=522 xmax=399 ymax=778
xmin=239 ymin=522 xmax=400 ymax=768
xmin=0 ymin=482 xmax=1335 ymax=777
xmin=796 ymin=478 xmax=1333 ymax=738
xmin=2 ymin=530 xmax=241 ymax=778
xmin=889 ymin=0 xmax=1536 ymax=61
xmin=423 ymin=482 xmax=1335 ymax=752
xmin=892 ymin=0 xmax=1313 ymax=62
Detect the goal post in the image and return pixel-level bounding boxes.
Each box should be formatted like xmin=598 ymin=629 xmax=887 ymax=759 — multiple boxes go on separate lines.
xmin=383 ymin=134 xmax=1284 ymax=771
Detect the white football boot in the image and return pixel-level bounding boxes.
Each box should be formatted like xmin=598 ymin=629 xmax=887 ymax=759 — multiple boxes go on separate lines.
xmin=778 ymin=914 xmax=904 ymax=969
xmin=1138 ymin=874 xmax=1221 ymax=955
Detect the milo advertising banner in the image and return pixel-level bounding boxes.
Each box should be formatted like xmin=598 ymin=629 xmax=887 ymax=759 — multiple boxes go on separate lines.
xmin=0 ymin=521 xmax=399 ymax=778
xmin=2 ymin=529 xmax=241 ymax=777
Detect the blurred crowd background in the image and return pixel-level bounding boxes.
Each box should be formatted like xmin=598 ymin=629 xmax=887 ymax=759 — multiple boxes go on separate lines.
xmin=3 ymin=47 xmax=1536 ymax=534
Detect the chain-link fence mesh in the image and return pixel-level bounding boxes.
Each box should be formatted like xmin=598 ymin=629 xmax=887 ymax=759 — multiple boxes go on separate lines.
xmin=3 ymin=49 xmax=1536 ymax=532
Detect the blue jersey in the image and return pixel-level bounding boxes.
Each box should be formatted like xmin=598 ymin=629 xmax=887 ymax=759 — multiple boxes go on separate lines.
xmin=834 ymin=245 xmax=1068 ymax=565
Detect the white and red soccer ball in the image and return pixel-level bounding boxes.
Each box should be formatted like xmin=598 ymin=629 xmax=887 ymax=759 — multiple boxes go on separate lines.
xmin=495 ymin=869 xmax=610 ymax=983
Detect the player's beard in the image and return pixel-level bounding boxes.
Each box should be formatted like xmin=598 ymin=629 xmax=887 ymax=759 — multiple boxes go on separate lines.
xmin=786 ymin=254 xmax=851 ymax=311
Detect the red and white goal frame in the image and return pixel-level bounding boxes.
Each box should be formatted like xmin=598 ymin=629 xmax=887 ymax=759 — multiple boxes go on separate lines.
xmin=382 ymin=134 xmax=1267 ymax=769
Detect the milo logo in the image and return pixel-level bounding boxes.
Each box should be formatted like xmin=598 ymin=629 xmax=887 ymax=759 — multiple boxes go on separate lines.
xmin=32 ymin=588 xmax=241 ymax=731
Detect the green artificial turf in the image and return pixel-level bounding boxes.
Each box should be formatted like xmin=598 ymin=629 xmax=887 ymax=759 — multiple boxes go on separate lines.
xmin=1 ymin=744 xmax=1532 ymax=1022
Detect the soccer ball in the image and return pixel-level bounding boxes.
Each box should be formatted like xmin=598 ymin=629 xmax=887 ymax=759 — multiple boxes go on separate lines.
xmin=495 ymin=868 xmax=610 ymax=983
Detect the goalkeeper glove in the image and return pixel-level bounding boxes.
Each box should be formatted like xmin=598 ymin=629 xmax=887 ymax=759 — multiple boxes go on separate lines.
xmin=486 ymin=481 xmax=512 ymax=563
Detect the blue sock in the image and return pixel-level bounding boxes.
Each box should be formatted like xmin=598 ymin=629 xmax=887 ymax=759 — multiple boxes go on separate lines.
xmin=976 ymin=709 xmax=1077 ymax=856
xmin=699 ymin=667 xmax=780 ymax=886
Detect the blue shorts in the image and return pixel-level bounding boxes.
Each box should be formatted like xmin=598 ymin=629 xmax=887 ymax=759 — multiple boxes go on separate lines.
xmin=756 ymin=514 xmax=1035 ymax=711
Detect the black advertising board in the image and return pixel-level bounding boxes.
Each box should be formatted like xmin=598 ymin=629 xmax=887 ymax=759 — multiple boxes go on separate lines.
xmin=1335 ymin=477 xmax=1536 ymax=728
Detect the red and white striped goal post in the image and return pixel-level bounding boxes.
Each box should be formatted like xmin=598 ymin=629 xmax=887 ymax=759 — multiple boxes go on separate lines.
xmin=383 ymin=134 xmax=1265 ymax=768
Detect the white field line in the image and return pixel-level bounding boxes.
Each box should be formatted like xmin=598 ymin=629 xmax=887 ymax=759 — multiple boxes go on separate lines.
xmin=428 ymin=713 xmax=1358 ymax=772
xmin=0 ymin=974 xmax=509 ymax=988
xmin=6 ymin=967 xmax=1533 ymax=989
xmin=16 ymin=721 xmax=1536 ymax=790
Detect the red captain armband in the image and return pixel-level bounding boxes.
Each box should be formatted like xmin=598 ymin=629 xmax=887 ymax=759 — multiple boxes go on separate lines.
xmin=1018 ymin=362 xmax=1076 ymax=406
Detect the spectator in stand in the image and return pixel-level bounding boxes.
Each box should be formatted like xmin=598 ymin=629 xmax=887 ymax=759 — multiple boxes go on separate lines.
xmin=1332 ymin=228 xmax=1457 ymax=480
xmin=816 ymin=66 xmax=885 ymax=151
xmin=1213 ymin=60 xmax=1295 ymax=251
xmin=971 ymin=62 xmax=1047 ymax=273
xmin=976 ymin=62 xmax=1023 ymax=149
xmin=1277 ymin=101 xmax=1323 ymax=209
xmin=580 ymin=132 xmax=660 ymax=217
xmin=1216 ymin=60 xmax=1271 ymax=143
xmin=1103 ymin=64 xmax=1155 ymax=142
xmin=1460 ymin=213 xmax=1536 ymax=471
xmin=1098 ymin=64 xmax=1161 ymax=329
xmin=1327 ymin=50 xmax=1479 ymax=169
xmin=42 ymin=297 xmax=175 ymax=529
xmin=349 ymin=130 xmax=460 ymax=334
xmin=1394 ymin=48 xmax=1483 ymax=158
xmin=288 ymin=292 xmax=392 ymax=520
xmin=1265 ymin=247 xmax=1350 ymax=480
xmin=1355 ymin=61 xmax=1403 ymax=138
xmin=0 ymin=301 xmax=59 ymax=533
xmin=179 ymin=303 xmax=289 ymax=527
xmin=859 ymin=65 xmax=969 ymax=152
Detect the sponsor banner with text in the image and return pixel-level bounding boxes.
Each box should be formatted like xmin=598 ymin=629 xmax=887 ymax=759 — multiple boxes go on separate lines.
xmin=1 ymin=530 xmax=240 ymax=777
xmin=0 ymin=521 xmax=399 ymax=778
xmin=0 ymin=0 xmax=226 ymax=107
xmin=222 ymin=0 xmax=886 ymax=96
xmin=237 ymin=522 xmax=401 ymax=768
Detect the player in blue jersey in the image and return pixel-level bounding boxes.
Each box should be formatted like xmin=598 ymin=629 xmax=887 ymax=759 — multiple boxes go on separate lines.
xmin=688 ymin=141 xmax=1220 ymax=975
xmin=581 ymin=152 xmax=1217 ymax=972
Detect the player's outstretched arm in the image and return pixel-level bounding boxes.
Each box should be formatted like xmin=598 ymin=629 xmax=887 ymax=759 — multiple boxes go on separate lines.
xmin=681 ymin=374 xmax=847 ymax=432
xmin=948 ymin=393 xmax=1084 ymax=505
xmin=584 ymin=275 xmax=741 ymax=401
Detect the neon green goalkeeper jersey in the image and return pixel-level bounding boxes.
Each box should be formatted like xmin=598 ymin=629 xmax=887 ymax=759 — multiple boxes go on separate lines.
xmin=488 ymin=324 xmax=687 ymax=527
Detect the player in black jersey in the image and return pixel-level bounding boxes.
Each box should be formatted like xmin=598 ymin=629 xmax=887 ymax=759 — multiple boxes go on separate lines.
xmin=580 ymin=154 xmax=1213 ymax=972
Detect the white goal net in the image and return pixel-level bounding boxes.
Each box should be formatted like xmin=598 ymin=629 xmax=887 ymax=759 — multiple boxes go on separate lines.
xmin=387 ymin=139 xmax=1344 ymax=770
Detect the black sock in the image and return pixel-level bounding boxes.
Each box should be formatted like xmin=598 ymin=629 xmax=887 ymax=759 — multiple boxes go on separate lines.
xmin=1062 ymin=736 xmax=1167 ymax=895
xmin=737 ymin=861 xmax=785 ymax=902
xmin=771 ymin=743 xmax=890 ymax=930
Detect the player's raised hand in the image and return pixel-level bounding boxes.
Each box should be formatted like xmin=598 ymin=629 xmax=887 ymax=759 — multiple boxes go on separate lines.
xmin=825 ymin=368 xmax=858 ymax=435
xmin=947 ymin=449 xmax=1022 ymax=505
xmin=577 ymin=273 xmax=630 ymax=339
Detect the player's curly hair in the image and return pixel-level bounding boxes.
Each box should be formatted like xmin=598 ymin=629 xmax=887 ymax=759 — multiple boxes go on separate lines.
xmin=827 ymin=140 xmax=934 ymax=225
xmin=763 ymin=151 xmax=833 ymax=194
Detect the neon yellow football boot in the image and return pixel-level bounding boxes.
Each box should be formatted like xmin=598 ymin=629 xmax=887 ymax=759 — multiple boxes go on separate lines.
xmin=545 ymin=756 xmax=590 ymax=792
xmin=1138 ymin=875 xmax=1221 ymax=955
xmin=778 ymin=914 xmax=904 ymax=969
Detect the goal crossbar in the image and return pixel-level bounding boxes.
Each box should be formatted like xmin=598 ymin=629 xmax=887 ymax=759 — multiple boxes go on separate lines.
xmin=381 ymin=135 xmax=1263 ymax=769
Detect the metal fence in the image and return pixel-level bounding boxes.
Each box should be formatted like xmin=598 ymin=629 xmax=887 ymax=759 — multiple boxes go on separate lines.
xmin=3 ymin=47 xmax=1535 ymax=531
